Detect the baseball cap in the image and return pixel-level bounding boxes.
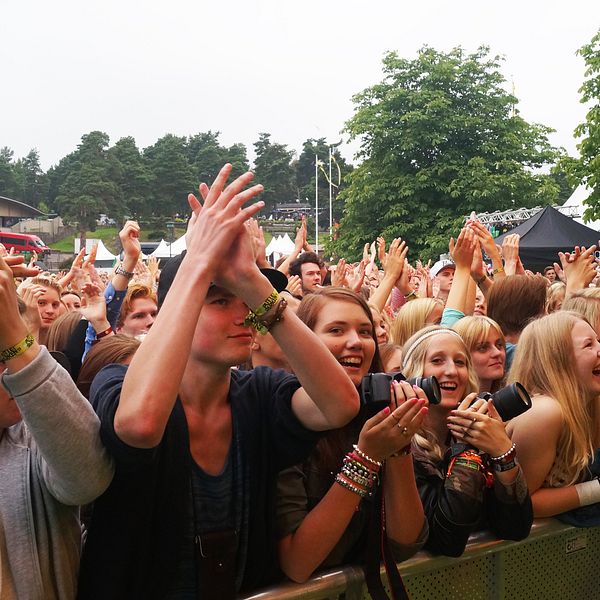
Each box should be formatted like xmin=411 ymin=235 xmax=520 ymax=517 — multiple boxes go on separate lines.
xmin=157 ymin=251 xmax=288 ymax=308
xmin=430 ymin=259 xmax=455 ymax=279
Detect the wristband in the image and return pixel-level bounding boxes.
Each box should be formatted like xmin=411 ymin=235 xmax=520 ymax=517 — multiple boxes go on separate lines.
xmin=404 ymin=290 xmax=418 ymax=301
xmin=115 ymin=264 xmax=135 ymax=279
xmin=492 ymin=266 xmax=505 ymax=276
xmin=96 ymin=325 xmax=113 ymax=340
xmin=575 ymin=479 xmax=600 ymax=507
xmin=492 ymin=458 xmax=518 ymax=472
xmin=0 ymin=333 xmax=35 ymax=363
xmin=252 ymin=289 xmax=279 ymax=316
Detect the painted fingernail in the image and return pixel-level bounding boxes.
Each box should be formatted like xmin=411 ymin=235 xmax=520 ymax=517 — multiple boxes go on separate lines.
xmin=418 ymin=399 xmax=427 ymax=405
xmin=383 ymin=406 xmax=391 ymax=415
xmin=412 ymin=384 xmax=419 ymax=391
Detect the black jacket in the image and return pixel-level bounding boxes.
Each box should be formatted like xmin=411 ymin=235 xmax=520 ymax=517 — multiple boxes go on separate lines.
xmin=414 ymin=446 xmax=533 ymax=557
xmin=78 ymin=365 xmax=320 ymax=599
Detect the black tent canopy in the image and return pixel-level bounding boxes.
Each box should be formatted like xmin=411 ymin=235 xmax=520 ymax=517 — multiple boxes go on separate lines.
xmin=494 ymin=206 xmax=599 ymax=272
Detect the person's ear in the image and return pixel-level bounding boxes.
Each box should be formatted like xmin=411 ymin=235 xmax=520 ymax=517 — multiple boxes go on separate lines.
xmin=251 ymin=341 xmax=260 ymax=351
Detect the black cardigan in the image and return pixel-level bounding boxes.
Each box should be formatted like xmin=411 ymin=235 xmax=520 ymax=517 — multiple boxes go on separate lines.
xmin=78 ymin=364 xmax=320 ymax=599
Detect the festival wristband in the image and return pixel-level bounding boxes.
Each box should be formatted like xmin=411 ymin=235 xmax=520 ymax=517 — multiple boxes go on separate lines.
xmin=0 ymin=334 xmax=35 ymax=363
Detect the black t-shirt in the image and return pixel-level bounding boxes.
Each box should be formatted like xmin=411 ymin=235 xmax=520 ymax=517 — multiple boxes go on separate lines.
xmin=77 ymin=365 xmax=320 ymax=600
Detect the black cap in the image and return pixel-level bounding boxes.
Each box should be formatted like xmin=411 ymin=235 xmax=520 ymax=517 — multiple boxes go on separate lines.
xmin=157 ymin=251 xmax=288 ymax=308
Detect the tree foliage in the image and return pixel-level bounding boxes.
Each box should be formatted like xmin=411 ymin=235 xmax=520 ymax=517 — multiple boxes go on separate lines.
xmin=331 ymin=46 xmax=562 ymax=261
xmin=253 ymin=133 xmax=296 ymax=212
xmin=561 ymin=29 xmax=600 ymax=221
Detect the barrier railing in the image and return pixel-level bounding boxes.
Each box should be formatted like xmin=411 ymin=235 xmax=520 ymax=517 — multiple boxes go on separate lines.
xmin=243 ymin=519 xmax=600 ymax=599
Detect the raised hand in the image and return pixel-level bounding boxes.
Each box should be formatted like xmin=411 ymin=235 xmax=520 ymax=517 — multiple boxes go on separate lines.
xmin=186 ymin=164 xmax=264 ymax=289
xmin=357 ymin=380 xmax=428 ymax=462
xmin=501 ymin=234 xmax=521 ymax=276
xmin=331 ymin=258 xmax=347 ymax=287
xmin=286 ymin=274 xmax=303 ymax=297
xmin=119 ymin=221 xmax=142 ymax=260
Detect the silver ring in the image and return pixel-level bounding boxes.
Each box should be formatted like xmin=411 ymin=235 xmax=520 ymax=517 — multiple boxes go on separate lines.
xmin=398 ymin=425 xmax=409 ymax=436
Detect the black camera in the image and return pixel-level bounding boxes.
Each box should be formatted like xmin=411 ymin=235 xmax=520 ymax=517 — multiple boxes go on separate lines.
xmin=359 ymin=372 xmax=441 ymax=416
xmin=478 ymin=382 xmax=532 ymax=421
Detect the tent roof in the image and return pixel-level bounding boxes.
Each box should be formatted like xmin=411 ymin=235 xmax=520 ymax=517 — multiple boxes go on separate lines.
xmin=495 ymin=205 xmax=599 ymax=248
xmin=169 ymin=235 xmax=187 ymax=255
xmin=150 ymin=239 xmax=172 ymax=258
xmin=94 ymin=240 xmax=117 ymax=260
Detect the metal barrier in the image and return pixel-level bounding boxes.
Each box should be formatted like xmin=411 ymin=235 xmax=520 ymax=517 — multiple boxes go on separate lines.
xmin=243 ymin=519 xmax=600 ymax=599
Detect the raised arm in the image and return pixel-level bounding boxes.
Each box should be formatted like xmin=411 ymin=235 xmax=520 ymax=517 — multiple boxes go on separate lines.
xmin=114 ymin=166 xmax=265 ymax=447
xmin=369 ymin=238 xmax=408 ymax=313
xmin=445 ymin=227 xmax=476 ymax=318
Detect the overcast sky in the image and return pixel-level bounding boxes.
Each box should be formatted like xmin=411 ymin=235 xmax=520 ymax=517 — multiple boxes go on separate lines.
xmin=2 ymin=0 xmax=599 ymax=170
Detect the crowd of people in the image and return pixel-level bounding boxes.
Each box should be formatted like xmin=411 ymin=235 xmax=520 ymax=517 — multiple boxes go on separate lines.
xmin=2 ymin=164 xmax=600 ymax=599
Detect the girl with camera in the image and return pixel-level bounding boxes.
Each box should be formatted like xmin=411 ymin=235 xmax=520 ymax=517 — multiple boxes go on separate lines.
xmin=402 ymin=325 xmax=533 ymax=556
xmin=507 ymin=311 xmax=600 ymax=523
xmin=276 ymin=287 xmax=428 ymax=584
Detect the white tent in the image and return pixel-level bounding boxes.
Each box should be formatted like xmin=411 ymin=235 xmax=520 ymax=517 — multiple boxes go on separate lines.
xmin=150 ymin=239 xmax=173 ymax=259
xmin=94 ymin=240 xmax=117 ymax=261
xmin=563 ymin=184 xmax=600 ymax=231
xmin=169 ymin=235 xmax=187 ymax=256
xmin=279 ymin=234 xmax=295 ymax=255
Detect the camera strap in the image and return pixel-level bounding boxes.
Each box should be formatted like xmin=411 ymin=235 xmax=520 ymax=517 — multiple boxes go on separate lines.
xmin=363 ymin=480 xmax=410 ymax=600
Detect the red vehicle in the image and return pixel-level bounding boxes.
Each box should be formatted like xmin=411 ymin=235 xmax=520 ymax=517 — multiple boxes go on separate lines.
xmin=0 ymin=232 xmax=50 ymax=254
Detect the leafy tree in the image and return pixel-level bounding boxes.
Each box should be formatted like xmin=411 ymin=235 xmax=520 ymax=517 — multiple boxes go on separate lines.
xmin=0 ymin=147 xmax=18 ymax=199
xmin=13 ymin=149 xmax=48 ymax=208
xmin=55 ymin=131 xmax=122 ymax=247
xmin=332 ymin=46 xmax=561 ymax=261
xmin=186 ymin=131 xmax=250 ymax=185
xmin=253 ymin=133 xmax=296 ymax=212
xmin=144 ymin=134 xmax=195 ymax=216
xmin=109 ymin=137 xmax=154 ymax=218
xmin=561 ymin=29 xmax=600 ymax=221
xmin=295 ymin=138 xmax=353 ymax=224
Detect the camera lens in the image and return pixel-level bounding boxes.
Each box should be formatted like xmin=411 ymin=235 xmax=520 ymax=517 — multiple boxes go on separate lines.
xmin=406 ymin=376 xmax=441 ymax=405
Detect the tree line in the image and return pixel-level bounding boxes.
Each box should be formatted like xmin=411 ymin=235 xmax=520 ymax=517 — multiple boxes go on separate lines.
xmin=0 ymin=132 xmax=353 ymax=239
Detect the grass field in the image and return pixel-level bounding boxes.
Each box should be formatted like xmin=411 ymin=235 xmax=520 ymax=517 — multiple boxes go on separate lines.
xmin=50 ymin=227 xmax=187 ymax=254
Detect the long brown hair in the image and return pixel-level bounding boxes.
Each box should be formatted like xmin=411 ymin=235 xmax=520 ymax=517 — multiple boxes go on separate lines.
xmin=77 ymin=334 xmax=141 ymax=398
xmin=46 ymin=311 xmax=84 ymax=352
xmin=297 ymin=287 xmax=383 ymax=472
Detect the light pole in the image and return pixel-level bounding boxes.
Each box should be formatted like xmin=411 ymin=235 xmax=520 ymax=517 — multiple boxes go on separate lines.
xmin=166 ymin=221 xmax=175 ymax=258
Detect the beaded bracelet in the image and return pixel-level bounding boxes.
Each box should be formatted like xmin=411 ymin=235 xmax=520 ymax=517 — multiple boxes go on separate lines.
xmin=352 ymin=444 xmax=383 ymax=468
xmin=343 ymin=455 xmax=380 ymax=486
xmin=340 ymin=466 xmax=371 ymax=488
xmin=490 ymin=443 xmax=516 ymax=463
xmin=335 ymin=473 xmax=368 ymax=498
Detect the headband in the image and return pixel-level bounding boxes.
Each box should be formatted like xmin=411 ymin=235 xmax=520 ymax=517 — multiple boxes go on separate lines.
xmin=402 ymin=328 xmax=463 ymax=369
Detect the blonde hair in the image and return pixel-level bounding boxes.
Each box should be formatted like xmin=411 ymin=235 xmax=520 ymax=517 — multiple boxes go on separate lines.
xmin=391 ymin=298 xmax=444 ymax=346
xmin=508 ymin=311 xmax=598 ymax=486
xmin=546 ymin=282 xmax=566 ymax=313
xmin=563 ymin=287 xmax=600 ymax=334
xmin=453 ymin=316 xmax=506 ymax=392
xmin=18 ymin=276 xmax=63 ymax=298
xmin=402 ymin=326 xmax=479 ymax=463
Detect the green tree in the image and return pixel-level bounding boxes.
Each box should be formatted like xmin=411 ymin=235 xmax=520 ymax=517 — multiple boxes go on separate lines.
xmin=144 ymin=134 xmax=195 ymax=216
xmin=55 ymin=131 xmax=122 ymax=247
xmin=109 ymin=137 xmax=154 ymax=218
xmin=13 ymin=149 xmax=48 ymax=207
xmin=561 ymin=29 xmax=600 ymax=221
xmin=332 ymin=46 xmax=561 ymax=261
xmin=186 ymin=131 xmax=250 ymax=185
xmin=0 ymin=147 xmax=18 ymax=199
xmin=253 ymin=133 xmax=296 ymax=212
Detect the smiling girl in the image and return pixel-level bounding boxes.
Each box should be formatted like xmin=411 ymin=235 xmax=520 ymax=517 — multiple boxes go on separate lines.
xmin=276 ymin=287 xmax=428 ymax=583
xmin=453 ymin=316 xmax=506 ymax=393
xmin=402 ymin=326 xmax=532 ymax=556
xmin=507 ymin=311 xmax=600 ymax=522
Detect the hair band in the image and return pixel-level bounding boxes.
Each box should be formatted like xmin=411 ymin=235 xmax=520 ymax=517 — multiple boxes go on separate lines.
xmin=402 ymin=328 xmax=463 ymax=369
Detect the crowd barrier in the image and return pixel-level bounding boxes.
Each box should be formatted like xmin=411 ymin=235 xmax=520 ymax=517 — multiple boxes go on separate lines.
xmin=243 ymin=519 xmax=600 ymax=599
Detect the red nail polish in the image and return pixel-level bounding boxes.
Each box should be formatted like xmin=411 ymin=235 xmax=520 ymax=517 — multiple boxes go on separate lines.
xmin=383 ymin=406 xmax=391 ymax=415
